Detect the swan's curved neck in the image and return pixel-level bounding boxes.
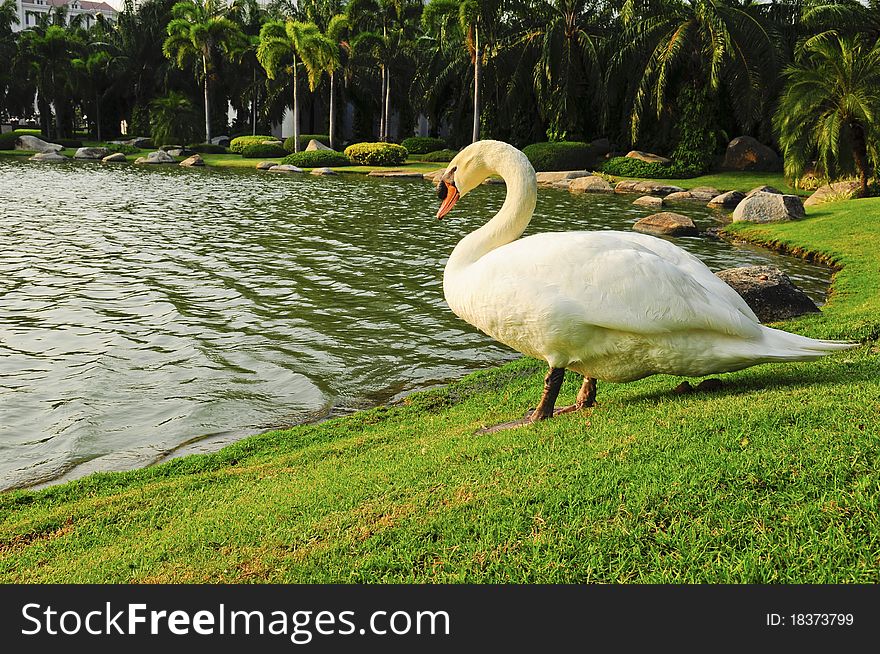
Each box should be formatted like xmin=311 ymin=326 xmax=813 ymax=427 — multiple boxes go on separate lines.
xmin=445 ymin=149 xmax=537 ymax=275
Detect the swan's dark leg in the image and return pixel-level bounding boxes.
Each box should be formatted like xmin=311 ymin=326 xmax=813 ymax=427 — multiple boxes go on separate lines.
xmin=475 ymin=367 xmax=566 ymax=434
xmin=554 ymin=376 xmax=597 ymax=415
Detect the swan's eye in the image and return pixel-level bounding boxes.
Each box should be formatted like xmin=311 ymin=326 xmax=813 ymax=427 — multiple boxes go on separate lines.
xmin=437 ymin=182 xmax=448 ymax=201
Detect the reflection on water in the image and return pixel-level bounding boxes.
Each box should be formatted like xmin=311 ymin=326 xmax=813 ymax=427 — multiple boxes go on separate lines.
xmin=0 ymin=159 xmax=831 ymax=489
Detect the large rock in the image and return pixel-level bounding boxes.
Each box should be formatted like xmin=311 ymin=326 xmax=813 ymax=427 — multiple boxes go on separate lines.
xmin=633 ymin=195 xmax=664 ymax=209
xmin=722 ymin=136 xmax=780 ymax=171
xmin=745 ymin=185 xmax=782 ymax=198
xmin=179 ymin=154 xmax=204 ymax=167
xmin=311 ymin=167 xmax=337 ymax=175
xmin=715 ymin=265 xmax=820 ymax=322
xmin=29 ymin=151 xmax=67 ymax=162
xmin=134 ymin=150 xmax=176 ymax=164
xmin=633 ymin=212 xmax=698 ymax=236
xmin=210 ymin=135 xmax=230 ymax=147
xmin=124 ymin=137 xmax=153 ymax=148
xmin=625 ymin=150 xmax=672 ymax=165
xmin=615 ymin=180 xmax=685 ymax=196
xmin=16 ymin=135 xmax=63 ymax=153
xmin=732 ymin=191 xmax=805 ymax=223
xmin=707 ymin=190 xmax=745 ymax=209
xmin=255 ymin=160 xmax=276 ymax=170
xmin=74 ymin=146 xmax=110 ymax=160
xmin=803 ymin=181 xmax=862 ymax=208
xmin=664 ymin=187 xmax=720 ymax=204
xmin=305 ymin=139 xmax=333 ymax=152
xmin=102 ymin=152 xmax=127 ymax=163
xmin=568 ymin=175 xmax=613 ymax=193
xmin=536 ymin=170 xmax=592 ymax=186
xmin=268 ymin=164 xmax=303 ymax=173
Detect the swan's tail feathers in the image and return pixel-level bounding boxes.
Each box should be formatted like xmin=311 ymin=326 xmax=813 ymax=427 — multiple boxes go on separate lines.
xmin=758 ymin=326 xmax=859 ymax=361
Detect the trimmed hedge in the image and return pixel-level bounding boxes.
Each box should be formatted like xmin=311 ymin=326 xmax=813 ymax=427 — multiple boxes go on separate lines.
xmin=401 ymin=136 xmax=447 ymax=154
xmin=422 ymin=149 xmax=458 ymax=162
xmin=188 ymin=143 xmax=227 ymax=154
xmin=0 ymin=132 xmax=19 ymax=150
xmin=280 ymin=150 xmax=349 ymax=168
xmin=230 ymin=135 xmax=276 ymax=154
xmin=522 ymin=141 xmax=595 ymax=172
xmin=600 ymin=156 xmax=702 ymax=179
xmin=344 ymin=142 xmax=408 ymax=166
xmin=101 ymin=143 xmax=140 ymax=155
xmin=240 ymin=143 xmax=287 ymax=158
xmin=283 ymin=133 xmax=331 ymax=153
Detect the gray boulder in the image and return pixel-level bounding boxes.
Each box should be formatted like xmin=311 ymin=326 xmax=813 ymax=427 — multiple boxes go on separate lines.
xmin=722 ymin=136 xmax=780 ymax=171
xmin=536 ymin=170 xmax=592 ymax=186
xmin=633 ymin=212 xmax=698 ymax=236
xmin=708 ymin=190 xmax=745 ymax=209
xmin=74 ymin=146 xmax=110 ymax=160
xmin=268 ymin=164 xmax=303 ymax=173
xmin=633 ymin=195 xmax=664 ymax=209
xmin=664 ymin=187 xmax=720 ymax=204
xmin=256 ymin=161 xmax=276 ymax=170
xmin=715 ymin=265 xmax=820 ymax=322
xmin=746 ymin=185 xmax=782 ymax=198
xmin=29 ymin=151 xmax=67 ymax=162
xmin=803 ymin=180 xmax=862 ymax=208
xmin=732 ymin=191 xmax=805 ymax=223
xmin=210 ymin=135 xmax=230 ymax=147
xmin=134 ymin=150 xmax=176 ymax=164
xmin=124 ymin=137 xmax=153 ymax=148
xmin=615 ymin=180 xmax=685 ymax=196
xmin=17 ymin=135 xmax=63 ymax=153
xmin=102 ymin=152 xmax=127 ymax=163
xmin=305 ymin=139 xmax=333 ymax=152
xmin=568 ymin=175 xmax=613 ymax=193
xmin=311 ymin=167 xmax=337 ymax=175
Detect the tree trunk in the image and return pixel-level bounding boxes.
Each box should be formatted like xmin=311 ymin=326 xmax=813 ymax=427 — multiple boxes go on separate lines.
xmin=203 ymin=54 xmax=212 ymax=143
xmin=853 ymin=123 xmax=870 ymax=196
xmin=472 ymin=25 xmax=481 ymax=144
xmin=379 ymin=65 xmax=386 ymax=141
xmin=252 ymin=67 xmax=257 ymax=136
xmin=384 ymin=65 xmax=391 ymax=142
xmin=95 ymin=91 xmax=102 ymax=142
xmin=293 ymin=58 xmax=300 ymax=152
xmin=329 ymin=71 xmax=336 ymax=151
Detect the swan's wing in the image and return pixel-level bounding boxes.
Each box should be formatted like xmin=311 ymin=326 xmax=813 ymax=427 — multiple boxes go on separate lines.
xmin=476 ymin=232 xmax=763 ymax=338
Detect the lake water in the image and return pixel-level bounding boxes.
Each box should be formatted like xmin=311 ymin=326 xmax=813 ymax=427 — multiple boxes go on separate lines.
xmin=0 ymin=159 xmax=831 ymax=490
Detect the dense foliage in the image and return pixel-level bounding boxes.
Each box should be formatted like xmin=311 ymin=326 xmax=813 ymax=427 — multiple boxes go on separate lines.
xmin=240 ymin=142 xmax=287 ymax=158
xmin=600 ymin=156 xmax=701 ymax=179
xmin=422 ymin=148 xmax=458 ymax=162
xmin=344 ymin=141 xmax=408 ymax=165
xmin=522 ymin=141 xmax=594 ymax=172
xmin=187 ymin=143 xmax=227 ymax=153
xmin=400 ymin=136 xmax=447 ymax=154
xmin=229 ymin=134 xmax=276 ymax=153
xmin=280 ymin=149 xmax=349 ymax=167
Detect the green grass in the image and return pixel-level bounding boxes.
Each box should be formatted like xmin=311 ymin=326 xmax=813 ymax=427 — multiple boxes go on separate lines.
xmin=611 ymin=170 xmax=806 ymax=195
xmin=1 ymin=196 xmax=878 ymax=583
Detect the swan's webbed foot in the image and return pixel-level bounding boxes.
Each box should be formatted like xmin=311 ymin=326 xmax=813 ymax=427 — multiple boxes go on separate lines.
xmin=552 ymin=377 xmax=598 ymax=415
xmin=673 ymin=378 xmax=723 ymax=395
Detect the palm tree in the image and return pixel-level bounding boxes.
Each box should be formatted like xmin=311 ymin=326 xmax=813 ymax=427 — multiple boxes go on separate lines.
xmin=616 ymin=0 xmax=778 ymax=148
xmin=163 ymin=0 xmax=245 ymax=143
xmin=324 ymin=13 xmax=350 ymax=150
xmin=774 ymin=34 xmax=880 ymax=195
xmin=150 ymin=90 xmax=200 ymax=145
xmin=71 ymin=47 xmax=119 ymax=141
xmin=257 ymin=19 xmax=336 ymax=152
xmin=229 ymin=0 xmax=268 ymax=136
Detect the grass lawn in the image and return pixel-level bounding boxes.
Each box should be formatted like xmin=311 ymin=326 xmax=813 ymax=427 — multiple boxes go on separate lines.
xmin=0 ymin=193 xmax=877 ymax=583
xmin=614 ymin=171 xmax=807 ymax=196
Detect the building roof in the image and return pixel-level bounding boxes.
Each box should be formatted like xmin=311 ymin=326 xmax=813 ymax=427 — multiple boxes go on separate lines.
xmin=40 ymin=0 xmax=117 ymax=12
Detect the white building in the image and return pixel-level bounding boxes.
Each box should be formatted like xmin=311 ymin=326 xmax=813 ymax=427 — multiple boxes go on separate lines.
xmin=14 ymin=0 xmax=117 ymax=32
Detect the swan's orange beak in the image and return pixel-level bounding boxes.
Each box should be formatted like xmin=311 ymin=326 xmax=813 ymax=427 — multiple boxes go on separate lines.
xmin=436 ymin=180 xmax=460 ymax=219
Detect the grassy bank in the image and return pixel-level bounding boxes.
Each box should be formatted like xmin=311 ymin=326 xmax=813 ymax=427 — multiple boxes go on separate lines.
xmin=1 ymin=192 xmax=877 ymax=583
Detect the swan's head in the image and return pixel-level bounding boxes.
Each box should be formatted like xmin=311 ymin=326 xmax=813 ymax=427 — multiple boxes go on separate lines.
xmin=436 ymin=140 xmax=529 ymax=219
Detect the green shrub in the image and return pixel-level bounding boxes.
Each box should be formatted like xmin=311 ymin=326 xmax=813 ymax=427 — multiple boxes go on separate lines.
xmin=283 ymin=133 xmax=331 ymax=153
xmin=344 ymin=142 xmax=408 ymax=166
xmin=188 ymin=143 xmax=227 ymax=154
xmin=240 ymin=143 xmax=287 ymax=158
xmin=0 ymin=132 xmax=19 ymax=150
xmin=522 ymin=141 xmax=595 ymax=171
xmin=229 ymin=135 xmax=276 ymax=154
xmin=54 ymin=138 xmax=83 ymax=149
xmin=101 ymin=142 xmax=140 ymax=155
xmin=670 ymin=86 xmax=718 ymax=174
xmin=13 ymin=128 xmax=41 ymax=136
xmin=400 ymin=136 xmax=447 ymax=154
xmin=422 ymin=149 xmax=458 ymax=162
xmin=600 ymin=156 xmax=702 ymax=179
xmin=280 ymin=150 xmax=349 ymax=167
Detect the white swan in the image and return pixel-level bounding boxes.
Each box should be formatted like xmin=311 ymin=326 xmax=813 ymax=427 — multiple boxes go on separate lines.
xmin=436 ymin=140 xmax=855 ymax=431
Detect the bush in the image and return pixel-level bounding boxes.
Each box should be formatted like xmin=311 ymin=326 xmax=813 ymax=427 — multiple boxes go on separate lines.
xmin=240 ymin=143 xmax=287 ymax=158
xmin=101 ymin=142 xmax=140 ymax=155
xmin=13 ymin=128 xmax=41 ymax=136
xmin=280 ymin=150 xmax=349 ymax=168
xmin=0 ymin=132 xmax=19 ymax=150
xmin=522 ymin=141 xmax=595 ymax=171
xmin=400 ymin=136 xmax=447 ymax=154
xmin=54 ymin=138 xmax=83 ymax=149
xmin=150 ymin=91 xmax=199 ymax=147
xmin=283 ymin=133 xmax=331 ymax=153
xmin=188 ymin=143 xmax=227 ymax=154
xmin=344 ymin=142 xmax=408 ymax=166
xmin=600 ymin=156 xmax=702 ymax=179
xmin=422 ymin=149 xmax=458 ymax=162
xmin=230 ymin=135 xmax=276 ymax=154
